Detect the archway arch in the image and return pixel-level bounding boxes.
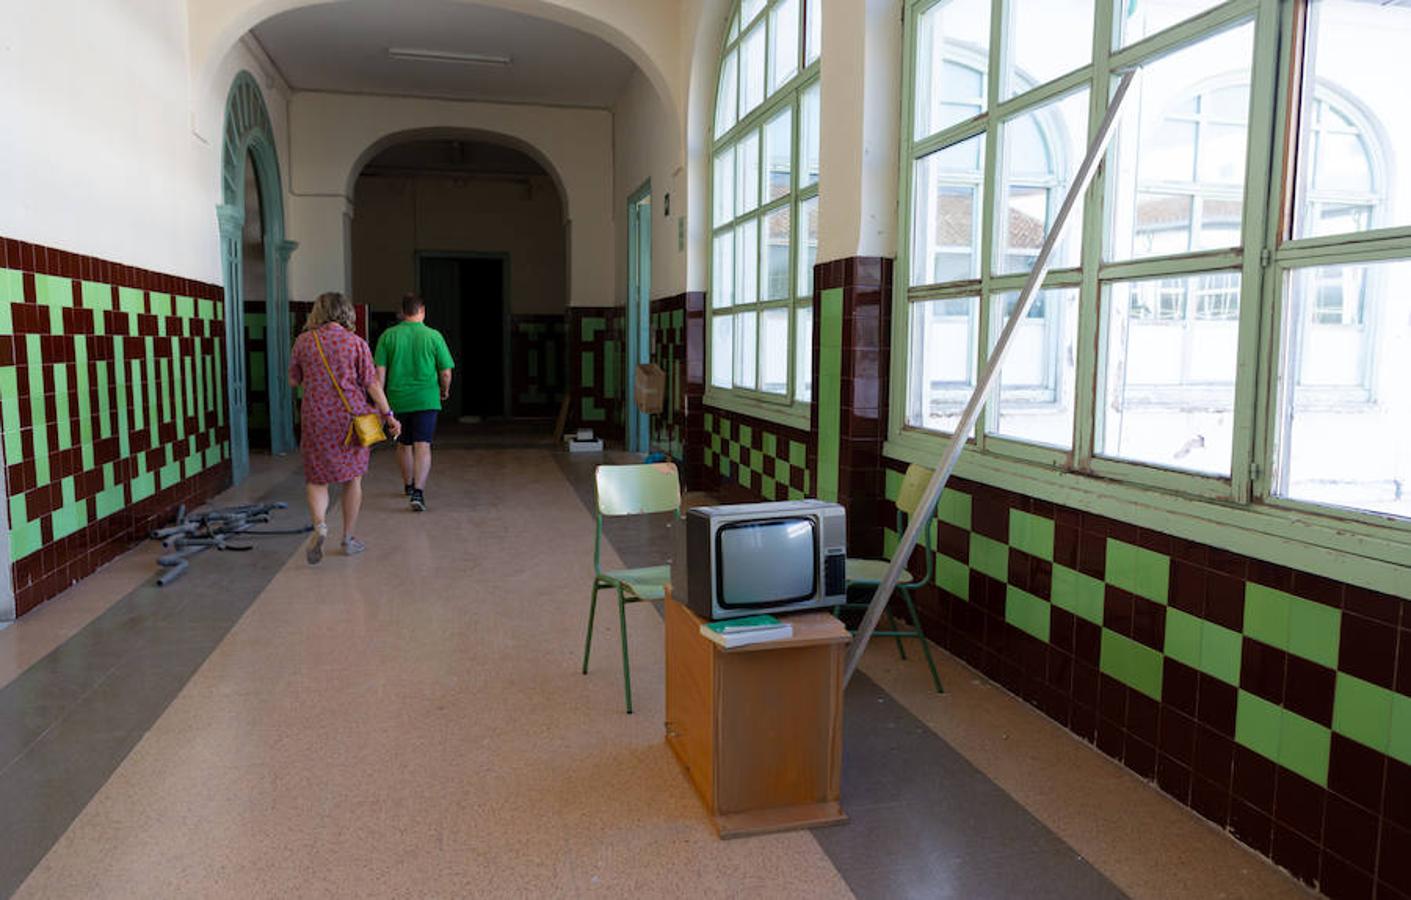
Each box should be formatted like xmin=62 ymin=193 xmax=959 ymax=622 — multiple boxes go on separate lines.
xmin=218 ymin=70 xmax=295 ymax=483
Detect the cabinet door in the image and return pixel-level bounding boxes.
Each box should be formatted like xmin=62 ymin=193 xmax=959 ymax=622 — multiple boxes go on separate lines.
xmin=665 ymin=599 xmax=715 ymax=809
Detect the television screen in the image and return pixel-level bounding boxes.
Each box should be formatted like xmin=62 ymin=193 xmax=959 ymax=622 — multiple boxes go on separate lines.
xmin=716 ymin=518 xmax=817 ymax=608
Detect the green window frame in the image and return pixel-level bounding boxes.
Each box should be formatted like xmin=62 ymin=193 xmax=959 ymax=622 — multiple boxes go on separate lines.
xmin=706 ymin=0 xmax=821 ymax=428
xmin=890 ymin=0 xmax=1411 ymax=593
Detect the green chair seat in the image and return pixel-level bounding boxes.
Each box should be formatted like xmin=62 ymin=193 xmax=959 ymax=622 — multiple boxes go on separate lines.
xmin=834 ymin=463 xmax=944 ymax=693
xmin=598 ymin=565 xmax=672 ymax=601
xmin=845 ymin=557 xmax=915 ymax=585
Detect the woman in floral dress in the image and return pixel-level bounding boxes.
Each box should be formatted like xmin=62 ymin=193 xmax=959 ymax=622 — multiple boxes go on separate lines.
xmin=288 ymin=292 xmax=400 ymax=564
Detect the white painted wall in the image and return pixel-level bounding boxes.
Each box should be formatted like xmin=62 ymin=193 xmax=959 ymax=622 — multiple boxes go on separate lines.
xmin=352 ymin=173 xmax=567 ymax=315
xmin=286 ymin=91 xmax=613 ymax=308
xmin=0 ymin=1 xmax=290 ymax=283
xmin=612 ymin=68 xmax=686 ymax=302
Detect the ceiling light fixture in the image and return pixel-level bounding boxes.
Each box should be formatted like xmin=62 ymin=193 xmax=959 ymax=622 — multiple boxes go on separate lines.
xmin=387 ymin=47 xmax=512 ymax=66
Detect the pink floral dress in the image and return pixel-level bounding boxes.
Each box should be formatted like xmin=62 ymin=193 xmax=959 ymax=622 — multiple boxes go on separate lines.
xmin=289 ymin=324 xmax=378 ymax=485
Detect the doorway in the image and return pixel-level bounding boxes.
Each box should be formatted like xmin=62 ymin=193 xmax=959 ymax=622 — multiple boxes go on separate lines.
xmin=417 ymin=253 xmax=509 ymax=421
xmin=626 ymin=182 xmax=651 ymax=453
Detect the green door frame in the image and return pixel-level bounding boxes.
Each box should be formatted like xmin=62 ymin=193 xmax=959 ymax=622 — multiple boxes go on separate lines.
xmin=217 ymin=71 xmax=296 ymax=484
xmin=413 ymin=251 xmax=513 ymax=419
xmin=626 ymin=181 xmax=651 ymax=453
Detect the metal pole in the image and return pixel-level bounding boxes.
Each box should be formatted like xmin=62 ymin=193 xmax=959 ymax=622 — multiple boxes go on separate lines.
xmin=843 ymin=69 xmax=1140 ymax=686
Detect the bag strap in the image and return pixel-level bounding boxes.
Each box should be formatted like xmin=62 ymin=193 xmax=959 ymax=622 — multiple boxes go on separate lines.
xmin=312 ymin=329 xmax=354 ymax=416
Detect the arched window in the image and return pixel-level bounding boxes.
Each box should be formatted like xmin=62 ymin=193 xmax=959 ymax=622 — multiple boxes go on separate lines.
xmin=709 ymin=0 xmax=820 ymax=408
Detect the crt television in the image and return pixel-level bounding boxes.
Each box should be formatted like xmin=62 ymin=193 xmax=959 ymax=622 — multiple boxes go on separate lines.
xmin=673 ymin=500 xmax=847 ymax=621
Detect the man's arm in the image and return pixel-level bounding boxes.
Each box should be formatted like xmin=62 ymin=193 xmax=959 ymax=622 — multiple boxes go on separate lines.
xmin=439 ymin=368 xmax=452 ymax=402
xmin=376 ymin=365 xmax=387 ymax=391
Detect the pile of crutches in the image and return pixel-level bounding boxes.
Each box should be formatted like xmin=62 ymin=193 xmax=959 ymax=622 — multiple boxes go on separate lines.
xmin=150 ymin=502 xmax=311 ymax=586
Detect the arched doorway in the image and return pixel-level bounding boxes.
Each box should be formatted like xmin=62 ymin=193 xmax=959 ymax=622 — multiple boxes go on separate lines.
xmin=217 ymin=71 xmax=294 ymax=484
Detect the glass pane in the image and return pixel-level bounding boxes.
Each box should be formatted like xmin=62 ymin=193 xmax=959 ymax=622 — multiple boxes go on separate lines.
xmin=910 ymin=134 xmax=985 ymax=287
xmin=996 ymin=87 xmax=1089 ymax=274
xmin=760 ymin=307 xmax=790 ymax=394
xmin=914 ymin=0 xmax=991 ymax=140
xmin=764 ymin=107 xmax=793 ymax=202
xmin=799 ymin=82 xmax=820 ymax=188
xmin=805 ymin=0 xmax=821 ymax=64
xmin=764 ymin=206 xmax=792 ymax=300
xmin=735 ymin=310 xmax=758 ymax=388
xmin=1006 ymin=0 xmax=1093 ymax=98
xmin=735 ymin=218 xmax=759 ymax=306
xmin=729 ymin=11 xmax=740 ymax=43
xmin=1293 ymin=1 xmax=1411 ymax=239
xmin=736 ymin=130 xmax=760 ymax=214
xmin=1276 ymin=259 xmax=1410 ymax=518
xmin=713 ymin=146 xmax=735 ymax=226
xmin=712 ymin=315 xmax=733 ymax=387
xmin=712 ymin=232 xmax=735 ymax=307
xmin=1106 ymin=23 xmax=1255 ymax=262
xmin=987 ymin=288 xmax=1079 ymax=449
xmin=715 ymin=50 xmax=738 ymax=139
xmin=770 ymin=0 xmax=800 ymax=91
xmin=906 ymin=296 xmax=979 ymax=433
xmin=798 ymin=195 xmax=819 ymax=298
xmin=742 ymin=0 xmax=766 ymax=26
xmin=1118 ymin=0 xmax=1228 ymax=47
xmin=795 ymin=304 xmax=814 ymax=401
xmin=1099 ymin=273 xmax=1242 ymax=476
xmin=740 ymin=23 xmax=768 ymax=116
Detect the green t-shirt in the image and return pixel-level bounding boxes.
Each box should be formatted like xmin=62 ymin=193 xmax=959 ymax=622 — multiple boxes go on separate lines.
xmin=373 ymin=321 xmax=456 ymax=413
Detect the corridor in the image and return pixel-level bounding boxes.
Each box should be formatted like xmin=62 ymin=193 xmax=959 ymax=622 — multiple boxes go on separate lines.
xmin=0 ymin=441 xmax=1306 ymax=898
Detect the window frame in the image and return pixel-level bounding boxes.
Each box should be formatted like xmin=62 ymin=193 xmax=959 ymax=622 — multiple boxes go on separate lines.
xmin=888 ymin=0 xmax=1411 ymax=585
xmin=706 ymin=0 xmax=820 ymax=428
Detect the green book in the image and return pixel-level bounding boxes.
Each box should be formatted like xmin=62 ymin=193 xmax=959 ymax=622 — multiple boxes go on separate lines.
xmin=705 ymin=614 xmax=783 ymax=634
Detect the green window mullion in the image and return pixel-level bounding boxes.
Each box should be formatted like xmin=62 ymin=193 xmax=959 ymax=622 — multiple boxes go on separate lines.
xmin=971 ymin=0 xmax=1006 ymax=451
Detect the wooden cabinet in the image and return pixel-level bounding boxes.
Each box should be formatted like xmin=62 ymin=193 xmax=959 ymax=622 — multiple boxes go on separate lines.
xmin=664 ymin=590 xmax=849 ymax=838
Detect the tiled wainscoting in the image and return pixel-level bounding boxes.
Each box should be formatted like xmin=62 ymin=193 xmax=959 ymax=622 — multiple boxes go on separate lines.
xmin=699 ymin=408 xmax=813 ymax=501
xmin=0 ymin=237 xmax=231 ymax=616
xmin=509 ymin=314 xmax=566 ymax=418
xmin=648 ymin=295 xmax=685 ymax=459
xmin=877 ymin=462 xmax=1411 ymax=900
xmin=567 ymin=306 xmax=624 ymax=440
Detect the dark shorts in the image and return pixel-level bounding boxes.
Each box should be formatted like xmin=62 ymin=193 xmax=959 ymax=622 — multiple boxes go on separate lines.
xmin=395 ymin=410 xmax=439 ymax=445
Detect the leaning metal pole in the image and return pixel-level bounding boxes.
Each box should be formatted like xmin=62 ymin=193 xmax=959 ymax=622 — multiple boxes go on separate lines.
xmin=843 ymin=69 xmax=1140 ymax=686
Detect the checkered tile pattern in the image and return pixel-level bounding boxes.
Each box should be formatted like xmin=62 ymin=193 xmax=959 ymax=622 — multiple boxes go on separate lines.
xmin=0 ymin=237 xmax=231 ymax=616
xmin=509 ymin=314 xmax=566 ymax=417
xmin=650 ymin=297 xmax=685 ymax=459
xmin=882 ymin=462 xmax=1411 ymax=895
xmin=701 ymin=410 xmax=812 ymax=501
xmin=568 ymin=307 xmax=624 ymax=439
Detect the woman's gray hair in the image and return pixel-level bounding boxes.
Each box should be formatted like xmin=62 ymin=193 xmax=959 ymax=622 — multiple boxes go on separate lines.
xmin=305 ymin=292 xmax=356 ymax=331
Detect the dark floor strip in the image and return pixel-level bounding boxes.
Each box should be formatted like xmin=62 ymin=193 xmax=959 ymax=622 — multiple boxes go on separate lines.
xmin=0 ymin=469 xmax=312 ymax=899
xmin=554 ymin=448 xmax=1126 ymax=900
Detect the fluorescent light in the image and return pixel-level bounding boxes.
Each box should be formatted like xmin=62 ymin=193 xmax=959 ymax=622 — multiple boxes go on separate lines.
xmin=387 ymin=47 xmax=512 ymax=66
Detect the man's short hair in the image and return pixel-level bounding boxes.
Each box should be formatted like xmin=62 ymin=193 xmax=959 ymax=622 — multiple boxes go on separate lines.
xmin=401 ymin=293 xmax=425 ymax=318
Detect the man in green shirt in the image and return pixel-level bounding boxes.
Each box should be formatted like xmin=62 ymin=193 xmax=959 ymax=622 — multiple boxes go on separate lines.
xmin=374 ymin=294 xmax=455 ymax=511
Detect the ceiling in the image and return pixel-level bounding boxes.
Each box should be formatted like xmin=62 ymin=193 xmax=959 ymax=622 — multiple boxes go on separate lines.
xmin=251 ymin=0 xmax=638 ymax=108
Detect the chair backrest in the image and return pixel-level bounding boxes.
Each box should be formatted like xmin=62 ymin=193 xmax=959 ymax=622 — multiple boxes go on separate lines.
xmin=895 ymin=463 xmax=934 ymax=517
xmin=595 ymin=463 xmax=681 ymax=517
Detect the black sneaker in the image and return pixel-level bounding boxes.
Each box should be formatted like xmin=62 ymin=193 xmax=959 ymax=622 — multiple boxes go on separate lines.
xmin=404 ymin=483 xmax=413 ymax=496
xmin=410 ymin=489 xmax=426 ymax=512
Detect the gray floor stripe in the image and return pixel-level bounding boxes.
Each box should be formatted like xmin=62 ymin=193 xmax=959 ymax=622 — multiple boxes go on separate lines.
xmin=0 ymin=468 xmax=312 ymax=899
xmin=554 ymin=448 xmax=1126 ymax=900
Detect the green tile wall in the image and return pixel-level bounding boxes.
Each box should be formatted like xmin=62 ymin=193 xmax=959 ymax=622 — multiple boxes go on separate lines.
xmin=1 ymin=238 xmax=231 ymax=616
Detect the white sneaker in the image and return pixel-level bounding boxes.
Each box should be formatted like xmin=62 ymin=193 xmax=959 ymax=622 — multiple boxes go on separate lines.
xmin=342 ymin=536 xmax=366 ymax=556
xmin=307 ymin=523 xmax=327 ymax=565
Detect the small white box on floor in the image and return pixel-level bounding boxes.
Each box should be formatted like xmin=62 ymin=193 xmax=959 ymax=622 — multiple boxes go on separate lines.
xmin=569 ymin=438 xmax=604 ymax=453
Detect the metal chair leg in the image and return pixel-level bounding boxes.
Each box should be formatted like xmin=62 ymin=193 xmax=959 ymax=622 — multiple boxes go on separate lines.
xmin=617 ymin=587 xmax=634 ymax=714
xmin=582 ymin=581 xmax=601 ymax=674
xmin=902 ymin=588 xmax=943 ymax=693
xmin=886 ymin=610 xmax=908 ymax=660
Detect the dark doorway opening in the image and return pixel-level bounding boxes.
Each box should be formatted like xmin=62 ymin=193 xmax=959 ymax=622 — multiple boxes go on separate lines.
xmin=417 ymin=254 xmax=508 ymax=421
xmin=241 ymin=151 xmax=272 ymax=453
